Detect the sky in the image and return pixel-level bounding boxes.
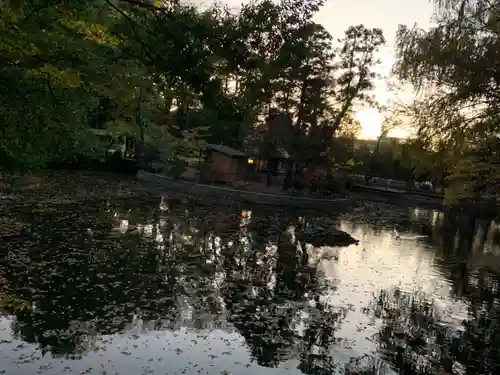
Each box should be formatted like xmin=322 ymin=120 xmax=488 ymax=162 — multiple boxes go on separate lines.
xmin=202 ymin=0 xmax=435 ymax=139
xmin=314 ymin=0 xmax=434 ymax=139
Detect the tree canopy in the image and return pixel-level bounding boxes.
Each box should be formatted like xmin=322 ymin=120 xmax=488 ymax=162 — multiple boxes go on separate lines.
xmin=394 ymin=0 xmax=500 ymax=203
xmin=0 ymin=0 xmax=385 ymax=173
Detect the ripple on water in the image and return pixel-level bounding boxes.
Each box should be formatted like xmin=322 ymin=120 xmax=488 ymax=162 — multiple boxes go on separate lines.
xmin=1 ymin=186 xmax=499 ymax=375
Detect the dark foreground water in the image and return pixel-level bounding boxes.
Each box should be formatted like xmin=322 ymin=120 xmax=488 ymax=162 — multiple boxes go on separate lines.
xmin=1 ymin=173 xmax=500 ymax=375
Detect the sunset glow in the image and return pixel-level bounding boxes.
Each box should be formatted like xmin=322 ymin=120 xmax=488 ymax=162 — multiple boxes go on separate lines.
xmin=356 ymin=108 xmax=383 ymax=139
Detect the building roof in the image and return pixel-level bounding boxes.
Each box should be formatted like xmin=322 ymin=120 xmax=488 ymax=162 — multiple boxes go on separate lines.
xmin=206 ymin=143 xmax=247 ymax=158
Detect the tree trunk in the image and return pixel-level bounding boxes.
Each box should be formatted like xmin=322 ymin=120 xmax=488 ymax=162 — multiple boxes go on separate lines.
xmin=137 ymin=87 xmax=145 ymax=145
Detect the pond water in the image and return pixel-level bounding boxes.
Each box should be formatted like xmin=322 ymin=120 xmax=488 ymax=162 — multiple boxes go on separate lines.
xmin=1 ymin=173 xmax=500 ymax=375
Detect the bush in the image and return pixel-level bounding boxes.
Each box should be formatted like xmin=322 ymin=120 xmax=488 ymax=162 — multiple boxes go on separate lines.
xmin=164 ymin=158 xmax=186 ymax=179
xmin=290 ymin=187 xmax=305 ymax=197
xmin=104 ymin=152 xmax=138 ymax=174
xmin=198 ymin=164 xmax=213 ymax=183
xmin=137 ymin=143 xmax=162 ymax=169
xmin=310 ymin=174 xmax=346 ymax=195
xmin=47 ymin=153 xmax=103 ymax=171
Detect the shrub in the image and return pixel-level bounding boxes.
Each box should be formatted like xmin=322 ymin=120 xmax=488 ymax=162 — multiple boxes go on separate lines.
xmin=164 ymin=158 xmax=186 ymax=179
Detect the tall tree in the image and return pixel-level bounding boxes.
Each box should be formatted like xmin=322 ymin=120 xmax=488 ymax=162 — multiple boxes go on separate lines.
xmin=331 ymin=25 xmax=385 ymax=131
xmin=0 ymin=0 xmax=384 ymax=174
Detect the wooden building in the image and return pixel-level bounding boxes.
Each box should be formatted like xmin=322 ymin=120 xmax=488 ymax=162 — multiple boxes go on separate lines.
xmin=205 ymin=144 xmax=249 ymax=183
xmin=254 ymin=146 xmax=291 ymax=174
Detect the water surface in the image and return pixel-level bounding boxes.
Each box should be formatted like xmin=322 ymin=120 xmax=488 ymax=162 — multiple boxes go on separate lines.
xmin=1 ymin=173 xmax=500 ymax=375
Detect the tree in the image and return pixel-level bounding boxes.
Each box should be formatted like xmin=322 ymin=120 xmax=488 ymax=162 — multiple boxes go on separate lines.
xmin=0 ymin=0 xmax=157 ymax=171
xmin=330 ymin=25 xmax=385 ymax=132
xmin=266 ymin=24 xmax=385 ymax=171
xmin=0 ymin=0 xmax=384 ymax=176
xmin=336 ymin=114 xmax=362 ymax=139
xmin=393 ymin=0 xmax=500 ymax=203
xmin=444 ymin=136 xmax=500 ymax=204
xmin=115 ymin=1 xmax=249 ymax=147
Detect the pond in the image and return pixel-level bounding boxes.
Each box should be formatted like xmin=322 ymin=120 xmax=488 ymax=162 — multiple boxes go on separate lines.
xmin=1 ymin=172 xmax=500 ymax=375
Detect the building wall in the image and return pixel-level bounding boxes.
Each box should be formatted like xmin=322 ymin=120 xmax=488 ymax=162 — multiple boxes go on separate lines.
xmin=211 ymin=151 xmax=232 ymax=182
xmin=232 ymin=158 xmax=247 ymax=181
xmin=210 ymin=151 xmax=247 ymax=183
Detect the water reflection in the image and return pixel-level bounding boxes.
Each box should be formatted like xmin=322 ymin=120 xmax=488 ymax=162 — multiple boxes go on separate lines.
xmin=1 ymin=195 xmax=500 ymax=375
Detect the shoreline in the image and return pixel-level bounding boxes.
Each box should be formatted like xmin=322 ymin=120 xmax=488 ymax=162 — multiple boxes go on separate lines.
xmin=1 ymin=169 xmax=496 ymax=218
xmin=136 ymin=170 xmax=446 ymax=210
xmin=136 ymin=170 xmax=499 ymax=218
xmin=136 ymin=170 xmax=355 ymax=211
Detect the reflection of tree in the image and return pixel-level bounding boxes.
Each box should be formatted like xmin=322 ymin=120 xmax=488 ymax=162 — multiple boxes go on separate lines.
xmin=344 ymin=355 xmax=388 ymax=375
xmin=1 ymin=196 xmax=347 ymax=375
xmin=221 ymin=224 xmax=344 ymax=372
xmin=2 ymin=209 xmax=181 ymax=357
xmin=367 ymin=289 xmax=444 ymax=374
xmin=221 ymin=236 xmax=296 ymax=366
xmin=365 ymin=286 xmax=500 ymax=375
xmin=423 ymin=211 xmax=500 ymax=319
xmin=431 ymin=212 xmax=500 ymax=375
xmin=1 ymin=202 xmax=182 ymax=356
xmin=346 ymin=209 xmax=500 ymax=375
xmin=161 ymin=202 xmax=347 ymax=372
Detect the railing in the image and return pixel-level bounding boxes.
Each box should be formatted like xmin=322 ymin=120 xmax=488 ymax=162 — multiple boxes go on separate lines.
xmin=347 ymin=174 xmax=445 ymax=196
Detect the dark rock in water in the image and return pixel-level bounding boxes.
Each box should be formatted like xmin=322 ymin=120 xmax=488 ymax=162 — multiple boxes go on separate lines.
xmin=298 ymin=226 xmax=358 ymax=247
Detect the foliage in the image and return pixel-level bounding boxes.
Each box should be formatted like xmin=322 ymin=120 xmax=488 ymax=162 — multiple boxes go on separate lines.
xmin=393 ymin=0 xmax=500 ymax=203
xmin=444 ymin=136 xmax=500 ymax=204
xmin=163 ymin=157 xmax=186 ymax=179
xmin=338 ymin=138 xmax=417 ymax=182
xmin=252 ymin=20 xmax=385 ymax=168
xmin=0 ymin=0 xmax=385 ymax=175
xmin=0 ymin=0 xmax=149 ymax=172
xmin=336 ymin=114 xmax=362 ymax=139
